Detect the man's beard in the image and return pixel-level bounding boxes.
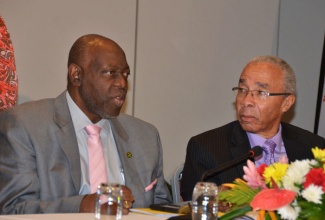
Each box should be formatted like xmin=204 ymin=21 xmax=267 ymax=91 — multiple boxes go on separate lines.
xmin=79 ymin=86 xmax=121 ymax=119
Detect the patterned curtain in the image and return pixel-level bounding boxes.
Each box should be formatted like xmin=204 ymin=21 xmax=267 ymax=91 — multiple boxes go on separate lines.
xmin=0 ymin=16 xmax=18 ymax=112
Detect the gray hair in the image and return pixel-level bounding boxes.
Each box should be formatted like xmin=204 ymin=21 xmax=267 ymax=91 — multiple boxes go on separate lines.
xmin=248 ymin=55 xmax=296 ymax=95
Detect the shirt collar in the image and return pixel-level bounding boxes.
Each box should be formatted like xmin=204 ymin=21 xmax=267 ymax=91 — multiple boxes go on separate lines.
xmin=247 ymin=124 xmax=283 ymax=150
xmin=66 ymin=91 xmax=110 ymax=133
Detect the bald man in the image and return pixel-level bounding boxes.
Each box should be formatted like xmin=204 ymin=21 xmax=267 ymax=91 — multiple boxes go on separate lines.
xmin=0 ymin=34 xmax=171 ymax=214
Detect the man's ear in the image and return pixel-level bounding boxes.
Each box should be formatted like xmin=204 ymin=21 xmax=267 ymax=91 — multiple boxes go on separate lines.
xmin=282 ymin=95 xmax=296 ymax=112
xmin=68 ymin=63 xmax=81 ymax=86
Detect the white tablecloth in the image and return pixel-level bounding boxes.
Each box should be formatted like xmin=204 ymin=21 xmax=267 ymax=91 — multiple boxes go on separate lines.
xmin=0 ymin=212 xmax=171 ymax=220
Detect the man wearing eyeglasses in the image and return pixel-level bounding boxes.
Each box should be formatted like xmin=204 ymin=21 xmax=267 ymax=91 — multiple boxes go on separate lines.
xmin=180 ymin=55 xmax=325 ymax=201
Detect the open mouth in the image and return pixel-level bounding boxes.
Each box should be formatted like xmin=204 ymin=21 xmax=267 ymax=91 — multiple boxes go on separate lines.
xmin=112 ymin=96 xmax=125 ymax=107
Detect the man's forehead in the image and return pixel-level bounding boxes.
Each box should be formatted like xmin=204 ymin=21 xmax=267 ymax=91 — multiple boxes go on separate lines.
xmin=87 ymin=46 xmax=127 ymax=64
xmin=239 ymin=77 xmax=269 ymax=89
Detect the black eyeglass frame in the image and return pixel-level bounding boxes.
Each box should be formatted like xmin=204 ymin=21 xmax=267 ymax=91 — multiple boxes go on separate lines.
xmin=232 ymin=87 xmax=292 ymax=98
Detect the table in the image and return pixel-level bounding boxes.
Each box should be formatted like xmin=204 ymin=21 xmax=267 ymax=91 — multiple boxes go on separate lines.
xmin=0 ymin=210 xmax=256 ymax=220
xmin=0 ymin=207 xmax=185 ymax=220
xmin=0 ymin=212 xmax=171 ymax=220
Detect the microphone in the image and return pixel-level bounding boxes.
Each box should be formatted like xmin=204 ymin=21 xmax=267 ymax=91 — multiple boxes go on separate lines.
xmin=201 ymin=146 xmax=263 ymax=181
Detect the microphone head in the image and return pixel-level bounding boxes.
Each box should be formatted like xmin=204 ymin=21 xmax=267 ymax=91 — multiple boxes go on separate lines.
xmin=250 ymin=146 xmax=263 ymax=158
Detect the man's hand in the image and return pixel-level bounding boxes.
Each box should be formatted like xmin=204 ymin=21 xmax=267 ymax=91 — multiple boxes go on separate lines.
xmin=79 ymin=193 xmax=97 ymax=213
xmin=121 ymin=185 xmax=134 ymax=214
xmin=79 ymin=185 xmax=135 ymax=215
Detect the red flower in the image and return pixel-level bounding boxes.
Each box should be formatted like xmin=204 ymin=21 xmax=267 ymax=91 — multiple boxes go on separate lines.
xmin=250 ymin=188 xmax=296 ymax=211
xmin=303 ymin=168 xmax=325 ymax=192
xmin=257 ymin=164 xmax=268 ymax=177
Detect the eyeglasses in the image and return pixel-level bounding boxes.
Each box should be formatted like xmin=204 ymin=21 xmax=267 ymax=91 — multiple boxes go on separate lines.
xmin=232 ymin=87 xmax=291 ymax=100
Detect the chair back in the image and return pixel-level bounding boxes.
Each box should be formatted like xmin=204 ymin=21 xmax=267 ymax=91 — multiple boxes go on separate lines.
xmin=170 ymin=163 xmax=184 ymax=203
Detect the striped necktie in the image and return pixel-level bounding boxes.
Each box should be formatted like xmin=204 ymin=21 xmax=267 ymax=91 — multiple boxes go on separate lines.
xmin=262 ymin=139 xmax=277 ymax=165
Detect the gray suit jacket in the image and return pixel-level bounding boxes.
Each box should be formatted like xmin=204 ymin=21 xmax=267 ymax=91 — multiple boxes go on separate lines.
xmin=0 ymin=92 xmax=171 ymax=214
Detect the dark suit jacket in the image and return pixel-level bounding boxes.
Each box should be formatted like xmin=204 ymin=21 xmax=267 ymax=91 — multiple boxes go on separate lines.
xmin=180 ymin=121 xmax=325 ymax=201
xmin=0 ymin=91 xmax=171 ymax=214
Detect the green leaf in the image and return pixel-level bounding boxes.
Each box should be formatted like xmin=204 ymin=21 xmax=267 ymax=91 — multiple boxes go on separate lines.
xmin=297 ymin=195 xmax=325 ymax=220
xmin=219 ymin=205 xmax=252 ymax=220
xmin=219 ymin=179 xmax=261 ymax=206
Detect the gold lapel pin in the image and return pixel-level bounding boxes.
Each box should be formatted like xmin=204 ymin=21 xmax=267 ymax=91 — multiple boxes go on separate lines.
xmin=126 ymin=152 xmax=133 ymax=158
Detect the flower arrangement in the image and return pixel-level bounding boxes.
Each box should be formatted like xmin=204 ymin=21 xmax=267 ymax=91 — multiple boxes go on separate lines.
xmin=219 ymin=147 xmax=325 ymax=220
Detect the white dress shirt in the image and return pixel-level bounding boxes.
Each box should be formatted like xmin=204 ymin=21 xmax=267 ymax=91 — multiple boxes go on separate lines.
xmin=66 ymin=92 xmax=125 ymax=194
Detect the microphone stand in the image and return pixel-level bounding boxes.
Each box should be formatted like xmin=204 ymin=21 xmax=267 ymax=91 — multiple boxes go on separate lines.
xmin=201 ymin=146 xmax=262 ymax=182
xmin=201 ymin=154 xmax=251 ymax=181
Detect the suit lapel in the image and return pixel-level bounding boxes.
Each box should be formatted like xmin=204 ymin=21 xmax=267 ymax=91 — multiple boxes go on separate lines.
xmin=281 ymin=123 xmax=302 ymax=163
xmin=230 ymin=122 xmax=251 ymax=177
xmin=53 ymin=92 xmax=81 ymax=192
xmin=110 ymin=116 xmax=145 ymax=193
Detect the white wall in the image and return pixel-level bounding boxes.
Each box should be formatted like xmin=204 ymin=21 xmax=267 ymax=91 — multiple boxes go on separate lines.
xmin=0 ymin=0 xmax=137 ymax=114
xmin=134 ymin=0 xmax=279 ymax=180
xmin=1 ymin=0 xmax=324 ymax=180
xmin=278 ymin=0 xmax=325 ymax=132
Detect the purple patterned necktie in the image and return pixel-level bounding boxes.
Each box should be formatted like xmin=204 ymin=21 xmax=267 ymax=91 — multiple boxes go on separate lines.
xmin=262 ymin=139 xmax=277 ymax=165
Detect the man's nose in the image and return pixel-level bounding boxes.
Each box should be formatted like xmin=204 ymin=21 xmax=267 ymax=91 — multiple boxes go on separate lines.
xmin=240 ymin=91 xmax=255 ymax=106
xmin=113 ymin=73 xmax=128 ymax=88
